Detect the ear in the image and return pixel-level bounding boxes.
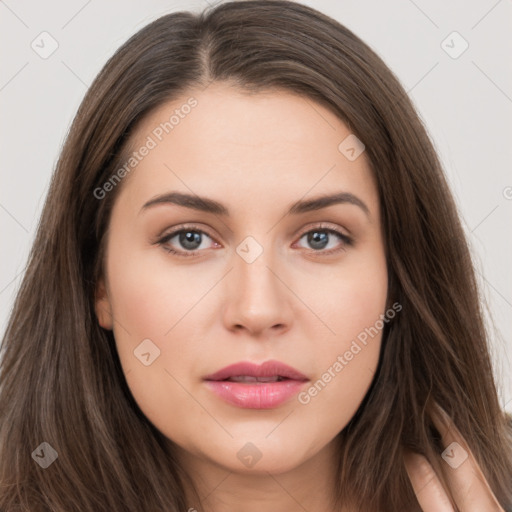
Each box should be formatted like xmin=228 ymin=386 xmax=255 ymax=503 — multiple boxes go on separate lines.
xmin=94 ymin=276 xmax=113 ymax=330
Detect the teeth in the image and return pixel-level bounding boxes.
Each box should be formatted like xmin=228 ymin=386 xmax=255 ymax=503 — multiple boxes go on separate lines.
xmin=226 ymin=376 xmax=285 ymax=383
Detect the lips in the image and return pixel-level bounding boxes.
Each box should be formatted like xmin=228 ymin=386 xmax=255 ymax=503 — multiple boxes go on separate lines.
xmin=203 ymin=360 xmax=309 ymax=409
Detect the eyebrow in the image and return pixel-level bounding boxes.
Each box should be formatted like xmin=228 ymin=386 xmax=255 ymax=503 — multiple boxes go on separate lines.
xmin=141 ymin=191 xmax=370 ymax=218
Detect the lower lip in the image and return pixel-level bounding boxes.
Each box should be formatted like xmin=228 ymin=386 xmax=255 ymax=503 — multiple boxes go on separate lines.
xmin=204 ymin=380 xmax=308 ymax=409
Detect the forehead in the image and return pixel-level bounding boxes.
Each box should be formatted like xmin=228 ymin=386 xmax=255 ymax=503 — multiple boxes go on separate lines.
xmin=117 ymin=83 xmax=378 ymax=216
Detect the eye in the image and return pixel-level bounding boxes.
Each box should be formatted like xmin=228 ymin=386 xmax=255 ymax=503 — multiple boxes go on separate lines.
xmin=157 ymin=226 xmax=219 ymax=258
xmin=294 ymin=226 xmax=352 ymax=255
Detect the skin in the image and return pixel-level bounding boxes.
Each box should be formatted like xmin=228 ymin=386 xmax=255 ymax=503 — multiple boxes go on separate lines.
xmin=95 ymin=83 xmax=504 ymax=511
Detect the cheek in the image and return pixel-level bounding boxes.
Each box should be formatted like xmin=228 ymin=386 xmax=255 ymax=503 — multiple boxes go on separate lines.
xmin=106 ymin=248 xmax=206 ymax=341
xmin=104 ymin=246 xmax=217 ymax=401
xmin=105 ymin=251 xmax=205 ymax=433
xmin=316 ymin=245 xmax=388 ymax=350
xmin=300 ymin=246 xmax=387 ymax=419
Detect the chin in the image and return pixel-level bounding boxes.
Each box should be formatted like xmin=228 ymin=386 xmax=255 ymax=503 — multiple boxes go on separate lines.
xmin=207 ymin=436 xmax=318 ymax=475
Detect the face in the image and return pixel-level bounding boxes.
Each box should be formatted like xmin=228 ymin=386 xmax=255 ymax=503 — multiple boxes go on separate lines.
xmin=95 ymin=82 xmax=388 ymax=476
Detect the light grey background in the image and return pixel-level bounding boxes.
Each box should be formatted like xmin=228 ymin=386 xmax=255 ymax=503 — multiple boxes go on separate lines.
xmin=1 ymin=0 xmax=511 ymax=412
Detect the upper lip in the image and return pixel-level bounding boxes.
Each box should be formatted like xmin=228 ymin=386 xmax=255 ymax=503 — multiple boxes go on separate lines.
xmin=204 ymin=360 xmax=309 ymax=381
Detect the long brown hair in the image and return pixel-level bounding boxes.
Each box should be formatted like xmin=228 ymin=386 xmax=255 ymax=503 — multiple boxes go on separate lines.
xmin=1 ymin=1 xmax=510 ymax=510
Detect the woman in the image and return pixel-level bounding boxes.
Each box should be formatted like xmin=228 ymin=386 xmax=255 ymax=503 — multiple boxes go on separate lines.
xmin=0 ymin=1 xmax=510 ymax=510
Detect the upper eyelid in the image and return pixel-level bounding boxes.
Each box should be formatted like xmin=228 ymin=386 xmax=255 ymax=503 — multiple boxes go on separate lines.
xmin=159 ymin=223 xmax=216 ymax=242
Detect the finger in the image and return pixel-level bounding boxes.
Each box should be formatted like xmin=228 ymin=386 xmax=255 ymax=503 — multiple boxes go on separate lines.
xmin=431 ymin=403 xmax=505 ymax=511
xmin=404 ymin=450 xmax=455 ymax=512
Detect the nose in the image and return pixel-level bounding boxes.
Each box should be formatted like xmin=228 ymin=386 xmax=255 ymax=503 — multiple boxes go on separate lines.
xmin=222 ymin=247 xmax=294 ymax=338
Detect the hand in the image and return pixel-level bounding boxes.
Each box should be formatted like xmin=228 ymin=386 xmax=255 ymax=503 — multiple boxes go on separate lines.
xmin=404 ymin=403 xmax=505 ymax=511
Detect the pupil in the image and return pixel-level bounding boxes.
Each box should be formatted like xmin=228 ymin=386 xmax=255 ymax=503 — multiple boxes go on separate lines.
xmin=308 ymin=231 xmax=328 ymax=250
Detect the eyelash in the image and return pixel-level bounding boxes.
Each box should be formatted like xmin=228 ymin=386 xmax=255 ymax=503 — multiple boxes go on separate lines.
xmin=155 ymin=223 xmax=353 ymax=259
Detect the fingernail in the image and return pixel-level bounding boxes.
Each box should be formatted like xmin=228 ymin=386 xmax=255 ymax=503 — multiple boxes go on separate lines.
xmin=433 ymin=403 xmax=452 ymax=427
